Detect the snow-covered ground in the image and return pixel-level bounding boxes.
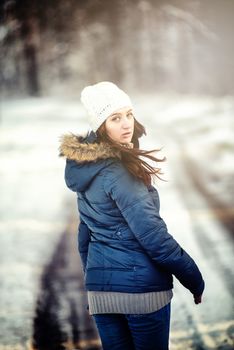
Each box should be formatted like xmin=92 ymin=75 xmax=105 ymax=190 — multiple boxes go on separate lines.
xmin=0 ymin=98 xmax=88 ymax=347
xmin=0 ymin=95 xmax=233 ymax=348
xmin=135 ymin=94 xmax=234 ymax=208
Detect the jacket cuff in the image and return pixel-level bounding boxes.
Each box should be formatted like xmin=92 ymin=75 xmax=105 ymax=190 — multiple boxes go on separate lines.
xmin=191 ymin=279 xmax=205 ymax=296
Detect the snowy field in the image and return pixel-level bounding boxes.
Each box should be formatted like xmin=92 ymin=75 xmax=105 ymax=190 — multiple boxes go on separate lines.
xmin=0 ymin=98 xmax=87 ymax=347
xmin=134 ymin=93 xmax=234 ymax=208
xmin=0 ymin=95 xmax=233 ymax=349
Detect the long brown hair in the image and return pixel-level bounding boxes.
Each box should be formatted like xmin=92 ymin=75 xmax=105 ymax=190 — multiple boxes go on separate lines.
xmin=96 ymin=118 xmax=166 ymax=186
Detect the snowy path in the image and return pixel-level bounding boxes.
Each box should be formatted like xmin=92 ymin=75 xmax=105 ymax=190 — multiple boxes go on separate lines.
xmin=152 ymin=134 xmax=234 ymax=349
xmin=0 ymin=97 xmax=233 ymax=349
xmin=0 ymin=98 xmax=88 ymax=348
xmin=139 ymin=98 xmax=234 ymax=349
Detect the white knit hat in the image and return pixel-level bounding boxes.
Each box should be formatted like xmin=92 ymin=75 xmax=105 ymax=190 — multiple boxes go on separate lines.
xmin=80 ymin=81 xmax=133 ymax=132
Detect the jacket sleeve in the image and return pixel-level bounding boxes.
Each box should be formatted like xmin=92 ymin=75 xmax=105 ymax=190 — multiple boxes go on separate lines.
xmin=78 ymin=219 xmax=91 ymax=274
xmin=104 ymin=165 xmax=205 ymax=296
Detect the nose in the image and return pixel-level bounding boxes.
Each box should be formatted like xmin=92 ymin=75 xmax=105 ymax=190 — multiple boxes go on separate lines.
xmin=122 ymin=116 xmax=132 ymax=129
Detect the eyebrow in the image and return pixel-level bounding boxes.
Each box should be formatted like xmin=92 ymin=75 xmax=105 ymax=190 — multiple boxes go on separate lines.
xmin=111 ymin=109 xmax=133 ymax=117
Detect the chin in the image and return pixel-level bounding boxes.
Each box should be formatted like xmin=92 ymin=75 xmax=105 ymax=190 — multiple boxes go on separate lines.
xmin=121 ymin=138 xmax=132 ymax=144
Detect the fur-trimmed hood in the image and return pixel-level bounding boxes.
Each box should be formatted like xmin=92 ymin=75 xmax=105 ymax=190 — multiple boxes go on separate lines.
xmin=59 ymin=133 xmax=121 ymax=192
xmin=59 ymin=133 xmax=121 ymax=163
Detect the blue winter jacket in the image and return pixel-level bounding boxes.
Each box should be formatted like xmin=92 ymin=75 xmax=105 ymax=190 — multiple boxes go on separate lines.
xmin=59 ymin=133 xmax=205 ymax=296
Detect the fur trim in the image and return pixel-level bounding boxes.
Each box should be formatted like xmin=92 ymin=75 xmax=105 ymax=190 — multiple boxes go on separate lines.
xmin=59 ymin=133 xmax=121 ymax=163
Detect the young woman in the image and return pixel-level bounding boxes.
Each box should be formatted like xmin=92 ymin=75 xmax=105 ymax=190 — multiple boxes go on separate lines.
xmin=59 ymin=81 xmax=204 ymax=350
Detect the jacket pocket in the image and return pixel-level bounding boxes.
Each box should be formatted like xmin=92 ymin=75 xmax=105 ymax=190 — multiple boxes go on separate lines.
xmin=114 ymin=225 xmax=134 ymax=241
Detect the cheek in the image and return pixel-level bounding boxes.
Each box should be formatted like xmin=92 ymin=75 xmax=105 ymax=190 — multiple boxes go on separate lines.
xmin=105 ymin=123 xmax=121 ymax=142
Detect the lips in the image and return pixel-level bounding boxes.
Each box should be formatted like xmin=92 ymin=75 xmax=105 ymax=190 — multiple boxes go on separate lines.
xmin=122 ymin=132 xmax=132 ymax=137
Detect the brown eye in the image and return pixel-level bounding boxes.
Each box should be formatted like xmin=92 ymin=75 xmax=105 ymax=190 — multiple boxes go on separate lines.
xmin=112 ymin=116 xmax=121 ymax=122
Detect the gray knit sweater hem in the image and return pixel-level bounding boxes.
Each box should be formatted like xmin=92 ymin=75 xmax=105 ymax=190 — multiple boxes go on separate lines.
xmin=88 ymin=290 xmax=173 ymax=315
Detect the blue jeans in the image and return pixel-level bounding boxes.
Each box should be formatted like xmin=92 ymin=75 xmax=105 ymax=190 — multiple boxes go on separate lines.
xmin=93 ymin=303 xmax=171 ymax=350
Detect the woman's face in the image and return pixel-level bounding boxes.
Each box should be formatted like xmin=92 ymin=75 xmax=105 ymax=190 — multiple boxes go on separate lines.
xmin=105 ymin=106 xmax=134 ymax=144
